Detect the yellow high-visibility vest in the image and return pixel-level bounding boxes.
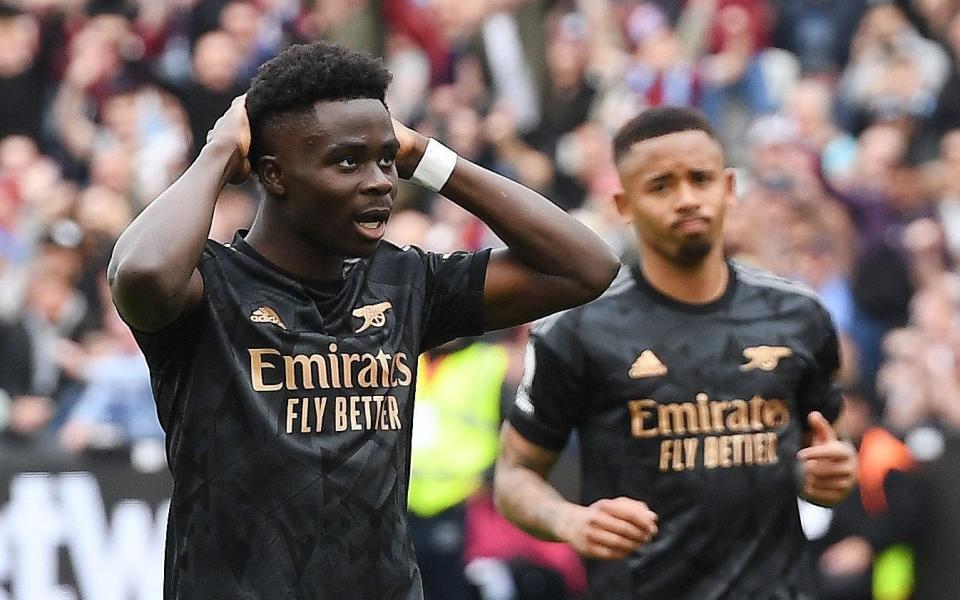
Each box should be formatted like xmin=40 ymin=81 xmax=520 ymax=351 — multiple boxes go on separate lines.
xmin=407 ymin=343 xmax=508 ymax=517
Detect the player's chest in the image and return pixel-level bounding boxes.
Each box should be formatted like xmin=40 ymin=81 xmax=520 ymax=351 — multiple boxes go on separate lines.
xmin=227 ymin=283 xmax=415 ymax=351
xmin=587 ymin=314 xmax=812 ymax=405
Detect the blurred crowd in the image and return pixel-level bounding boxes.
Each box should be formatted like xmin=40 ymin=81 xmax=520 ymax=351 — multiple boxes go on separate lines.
xmin=1 ymin=0 xmax=960 ymax=597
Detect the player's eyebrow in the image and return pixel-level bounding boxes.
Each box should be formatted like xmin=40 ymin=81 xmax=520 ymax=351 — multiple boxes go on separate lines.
xmin=645 ymin=173 xmax=674 ymax=186
xmin=322 ymin=138 xmax=400 ymax=155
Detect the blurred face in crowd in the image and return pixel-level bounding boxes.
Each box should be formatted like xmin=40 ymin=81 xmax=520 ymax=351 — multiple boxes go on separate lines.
xmin=856 ymin=123 xmax=906 ymax=180
xmin=862 ymin=4 xmax=908 ymax=46
xmin=193 ymin=31 xmax=242 ymax=92
xmin=219 ymin=1 xmax=260 ymax=50
xmin=615 ymin=130 xmax=735 ymax=267
xmin=75 ymin=185 xmax=132 ymax=241
xmin=0 ymin=13 xmax=39 ymax=77
xmin=102 ymin=92 xmax=140 ymax=142
xmin=258 ymin=99 xmax=399 ymax=257
xmin=547 ymin=15 xmax=590 ymax=90
xmin=785 ymin=79 xmax=834 ymax=142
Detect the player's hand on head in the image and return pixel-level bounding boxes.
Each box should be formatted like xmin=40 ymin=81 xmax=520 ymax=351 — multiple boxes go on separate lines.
xmin=561 ymin=497 xmax=658 ymax=560
xmin=391 ymin=118 xmax=428 ymax=179
xmin=206 ymin=94 xmax=252 ymax=184
xmin=797 ymin=411 xmax=857 ymax=507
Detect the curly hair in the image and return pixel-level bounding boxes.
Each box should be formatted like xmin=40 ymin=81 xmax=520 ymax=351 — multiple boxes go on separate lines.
xmin=245 ymin=41 xmax=393 ymax=163
xmin=613 ymin=106 xmax=717 ymax=164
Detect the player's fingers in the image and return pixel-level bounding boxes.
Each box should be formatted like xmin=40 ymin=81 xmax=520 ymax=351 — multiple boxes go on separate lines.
xmin=602 ymin=498 xmax=659 ymax=534
xmin=797 ymin=442 xmax=853 ymax=461
xmin=588 ymin=512 xmax=648 ymax=543
xmin=808 ymin=411 xmax=837 ymax=444
xmin=803 ymin=460 xmax=855 ymax=478
xmin=585 ymin=527 xmax=645 ymax=556
xmin=586 ymin=544 xmax=633 ymax=561
xmin=806 ymin=478 xmax=854 ymax=493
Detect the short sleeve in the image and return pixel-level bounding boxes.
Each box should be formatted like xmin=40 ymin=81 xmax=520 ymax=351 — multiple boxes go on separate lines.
xmin=419 ymin=248 xmax=491 ymax=352
xmin=507 ymin=314 xmax=588 ymax=451
xmin=126 ymin=247 xmax=215 ymax=373
xmin=797 ymin=304 xmax=843 ymax=427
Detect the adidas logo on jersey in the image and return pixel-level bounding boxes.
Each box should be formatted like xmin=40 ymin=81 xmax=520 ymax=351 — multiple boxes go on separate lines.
xmin=629 ymin=350 xmax=668 ymax=378
xmin=250 ymin=306 xmax=286 ymax=330
xmin=352 ymin=301 xmax=391 ymax=333
xmin=740 ymin=346 xmax=792 ymax=372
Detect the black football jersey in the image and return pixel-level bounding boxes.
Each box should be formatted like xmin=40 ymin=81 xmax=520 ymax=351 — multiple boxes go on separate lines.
xmin=508 ymin=260 xmax=842 ymax=600
xmin=133 ymin=232 xmax=490 ymax=600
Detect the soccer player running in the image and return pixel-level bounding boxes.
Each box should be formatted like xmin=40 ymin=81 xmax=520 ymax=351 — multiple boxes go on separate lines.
xmin=108 ymin=42 xmax=619 ymax=600
xmin=495 ymin=106 xmax=857 ymax=599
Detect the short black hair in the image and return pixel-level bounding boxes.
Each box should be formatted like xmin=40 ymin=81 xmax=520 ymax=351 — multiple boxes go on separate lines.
xmin=612 ymin=106 xmax=717 ymax=163
xmin=245 ymin=41 xmax=393 ymax=163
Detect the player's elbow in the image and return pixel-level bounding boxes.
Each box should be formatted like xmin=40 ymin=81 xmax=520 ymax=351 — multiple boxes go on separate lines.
xmin=108 ymin=253 xmax=182 ymax=316
xmin=570 ymin=249 xmax=620 ymax=303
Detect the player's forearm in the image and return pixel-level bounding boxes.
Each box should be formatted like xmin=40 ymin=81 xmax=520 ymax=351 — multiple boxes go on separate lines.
xmin=493 ymin=459 xmax=576 ymax=543
xmin=108 ymin=139 xmax=235 ymax=313
xmin=441 ymin=157 xmax=619 ymax=300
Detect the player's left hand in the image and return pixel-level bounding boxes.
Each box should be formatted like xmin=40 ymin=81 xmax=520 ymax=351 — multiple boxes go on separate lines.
xmin=797 ymin=411 xmax=857 ymax=507
xmin=391 ymin=118 xmax=429 ymax=180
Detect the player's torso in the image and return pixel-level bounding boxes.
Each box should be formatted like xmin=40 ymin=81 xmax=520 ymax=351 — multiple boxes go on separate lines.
xmin=162 ymin=242 xmax=428 ymax=599
xmin=573 ymin=271 xmax=820 ymax=599
xmin=579 ymin=290 xmax=811 ymax=488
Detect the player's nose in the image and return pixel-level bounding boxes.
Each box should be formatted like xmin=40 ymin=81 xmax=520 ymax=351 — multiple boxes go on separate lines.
xmin=674 ymin=181 xmax=700 ymax=211
xmin=362 ymin=162 xmax=394 ymax=196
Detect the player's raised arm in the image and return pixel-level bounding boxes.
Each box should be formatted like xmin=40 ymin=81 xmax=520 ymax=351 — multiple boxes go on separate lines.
xmin=107 ymin=96 xmax=251 ymax=332
xmin=494 ymin=423 xmax=658 ymax=560
xmin=392 ymin=120 xmax=619 ymax=331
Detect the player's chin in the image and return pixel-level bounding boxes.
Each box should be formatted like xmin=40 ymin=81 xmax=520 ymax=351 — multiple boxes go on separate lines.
xmin=673 ymin=240 xmax=713 ymax=266
xmin=343 ymin=236 xmax=383 ymax=257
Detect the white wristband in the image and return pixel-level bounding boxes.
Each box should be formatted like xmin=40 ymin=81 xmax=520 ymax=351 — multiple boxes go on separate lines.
xmin=409 ymin=139 xmax=458 ymax=192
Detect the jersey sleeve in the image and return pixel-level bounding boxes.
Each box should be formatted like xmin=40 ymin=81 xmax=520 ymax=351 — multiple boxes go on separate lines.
xmin=418 ymin=248 xmax=492 ymax=352
xmin=797 ymin=303 xmax=843 ymax=427
xmin=127 ymin=248 xmax=214 ymax=375
xmin=507 ymin=313 xmax=588 ymax=451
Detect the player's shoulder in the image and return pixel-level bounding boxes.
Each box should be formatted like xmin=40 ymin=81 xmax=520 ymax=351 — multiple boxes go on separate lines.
xmin=358 ymin=240 xmax=430 ymax=282
xmin=531 ymin=264 xmax=636 ymax=339
xmin=733 ymin=260 xmax=819 ymax=299
xmin=732 ymin=260 xmax=831 ymax=319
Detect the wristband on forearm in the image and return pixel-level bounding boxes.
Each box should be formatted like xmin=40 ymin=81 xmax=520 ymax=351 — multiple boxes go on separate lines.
xmin=408 ymin=138 xmax=458 ymax=192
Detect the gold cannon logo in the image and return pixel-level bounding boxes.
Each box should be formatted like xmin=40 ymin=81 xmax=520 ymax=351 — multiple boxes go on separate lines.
xmin=352 ymin=301 xmax=392 ymax=333
xmin=740 ymin=346 xmax=792 ymax=372
xmin=250 ymin=306 xmax=286 ymax=330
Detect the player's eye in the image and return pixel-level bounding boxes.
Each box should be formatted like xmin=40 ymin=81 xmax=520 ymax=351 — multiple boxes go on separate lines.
xmin=379 ymin=155 xmax=396 ymax=168
xmin=338 ymin=157 xmax=359 ymax=168
xmin=691 ymin=171 xmax=713 ymax=185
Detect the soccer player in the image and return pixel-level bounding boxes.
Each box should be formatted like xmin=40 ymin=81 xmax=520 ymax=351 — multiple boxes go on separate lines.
xmin=494 ymin=106 xmax=857 ymax=599
xmin=107 ymin=42 xmax=619 ymax=599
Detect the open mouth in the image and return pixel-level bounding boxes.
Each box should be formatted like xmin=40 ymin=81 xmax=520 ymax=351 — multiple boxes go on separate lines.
xmin=354 ymin=208 xmax=391 ymax=239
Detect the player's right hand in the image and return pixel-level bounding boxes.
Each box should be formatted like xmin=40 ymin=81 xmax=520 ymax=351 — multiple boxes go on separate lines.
xmin=206 ymin=94 xmax=252 ymax=184
xmin=559 ymin=497 xmax=658 ymax=560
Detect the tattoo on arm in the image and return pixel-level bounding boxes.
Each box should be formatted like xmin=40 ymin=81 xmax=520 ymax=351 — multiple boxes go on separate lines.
xmin=494 ymin=427 xmax=568 ymax=541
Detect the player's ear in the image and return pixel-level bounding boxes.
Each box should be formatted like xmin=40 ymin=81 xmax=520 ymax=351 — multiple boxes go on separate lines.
xmin=259 ymin=156 xmax=285 ymax=196
xmin=614 ymin=189 xmax=633 ymax=222
xmin=723 ymin=167 xmax=738 ymax=209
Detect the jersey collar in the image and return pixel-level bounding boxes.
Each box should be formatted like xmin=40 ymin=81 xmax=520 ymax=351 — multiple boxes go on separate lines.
xmin=628 ymin=258 xmax=738 ymax=314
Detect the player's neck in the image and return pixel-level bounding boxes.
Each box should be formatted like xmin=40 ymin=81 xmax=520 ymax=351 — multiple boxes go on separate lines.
xmin=244 ymin=218 xmax=345 ymax=283
xmin=640 ymin=248 xmax=728 ymax=305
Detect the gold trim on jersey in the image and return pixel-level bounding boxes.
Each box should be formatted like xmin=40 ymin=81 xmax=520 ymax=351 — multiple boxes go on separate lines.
xmin=353 ymin=301 xmax=392 ymax=333
xmin=740 ymin=346 xmax=792 ymax=372
xmin=629 ymin=350 xmax=668 ymax=378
